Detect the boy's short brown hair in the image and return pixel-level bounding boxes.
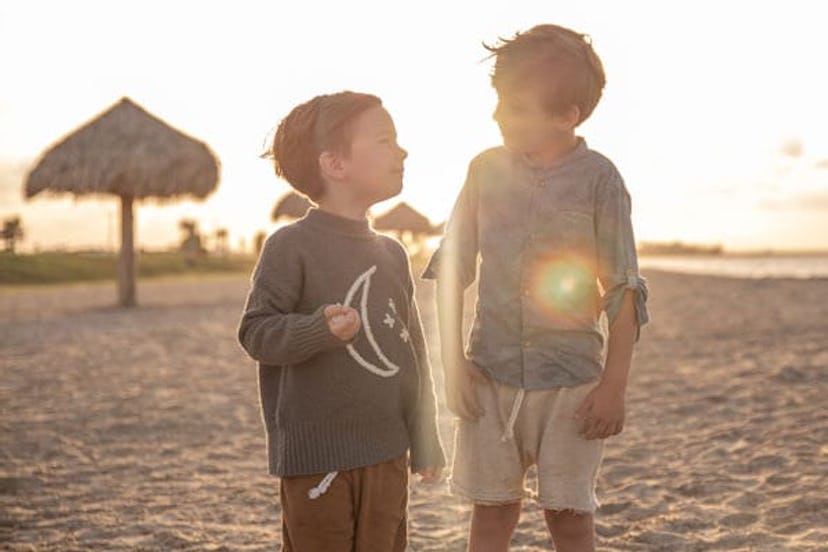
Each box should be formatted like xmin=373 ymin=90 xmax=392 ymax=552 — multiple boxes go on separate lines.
xmin=486 ymin=24 xmax=606 ymax=125
xmin=265 ymin=91 xmax=382 ymax=200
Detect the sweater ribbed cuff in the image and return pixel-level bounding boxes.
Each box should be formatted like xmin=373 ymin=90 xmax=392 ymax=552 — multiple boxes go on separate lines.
xmin=292 ymin=305 xmax=345 ymax=356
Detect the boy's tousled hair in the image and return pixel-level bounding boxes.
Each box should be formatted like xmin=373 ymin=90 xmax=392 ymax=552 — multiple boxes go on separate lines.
xmin=263 ymin=91 xmax=382 ymax=200
xmin=486 ymin=24 xmax=606 ymax=125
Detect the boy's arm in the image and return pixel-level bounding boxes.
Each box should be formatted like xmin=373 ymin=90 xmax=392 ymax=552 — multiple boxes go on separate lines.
xmin=435 ymin=275 xmax=486 ymax=420
xmin=594 ymin=173 xmax=650 ymax=338
xmin=577 ymin=172 xmax=650 ymax=440
xmin=575 ymin=289 xmax=635 ymax=439
xmin=602 ymin=290 xmax=637 ymax=390
xmin=237 ymin=235 xmax=344 ymax=366
xmin=405 ymin=288 xmax=447 ymax=478
xmin=423 ymin=160 xmax=484 ymax=420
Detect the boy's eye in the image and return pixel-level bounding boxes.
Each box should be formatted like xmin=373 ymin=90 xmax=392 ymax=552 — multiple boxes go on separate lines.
xmin=505 ymin=102 xmax=525 ymax=113
xmin=496 ymin=99 xmax=526 ymax=117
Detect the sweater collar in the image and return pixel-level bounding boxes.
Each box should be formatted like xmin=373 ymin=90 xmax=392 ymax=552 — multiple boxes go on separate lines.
xmin=303 ymin=208 xmax=375 ymax=239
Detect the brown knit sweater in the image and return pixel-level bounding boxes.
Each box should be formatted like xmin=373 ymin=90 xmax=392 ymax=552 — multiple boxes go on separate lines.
xmin=238 ymin=208 xmax=445 ymax=477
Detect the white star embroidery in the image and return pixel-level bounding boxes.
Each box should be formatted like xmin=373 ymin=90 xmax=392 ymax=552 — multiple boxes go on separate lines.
xmin=388 ymin=298 xmax=397 ymax=313
xmin=383 ymin=313 xmax=395 ymax=328
xmin=399 ymin=327 xmax=410 ymax=343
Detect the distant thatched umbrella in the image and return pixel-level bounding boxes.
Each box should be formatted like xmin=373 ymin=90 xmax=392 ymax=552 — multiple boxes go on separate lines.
xmin=373 ymin=202 xmax=437 ymax=236
xmin=25 ymin=97 xmax=220 ymax=307
xmin=271 ymin=191 xmax=313 ymax=222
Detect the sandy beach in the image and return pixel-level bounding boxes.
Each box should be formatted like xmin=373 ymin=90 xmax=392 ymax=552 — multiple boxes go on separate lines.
xmin=2 ymin=270 xmax=827 ymax=551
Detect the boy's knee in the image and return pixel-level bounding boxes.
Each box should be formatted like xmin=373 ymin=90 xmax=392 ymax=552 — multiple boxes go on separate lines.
xmin=470 ymin=503 xmax=522 ymax=548
xmin=544 ymin=508 xmax=593 ymax=537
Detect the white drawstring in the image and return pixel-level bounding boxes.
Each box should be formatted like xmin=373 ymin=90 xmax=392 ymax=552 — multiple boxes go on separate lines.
xmin=500 ymin=388 xmax=525 ymax=442
xmin=308 ymin=471 xmax=338 ymax=499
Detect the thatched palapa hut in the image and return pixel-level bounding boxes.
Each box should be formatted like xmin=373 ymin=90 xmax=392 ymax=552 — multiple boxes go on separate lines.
xmin=373 ymin=202 xmax=438 ymax=236
xmin=271 ymin=191 xmax=313 ymax=222
xmin=25 ymin=97 xmax=220 ymax=307
xmin=373 ymin=202 xmax=442 ymax=253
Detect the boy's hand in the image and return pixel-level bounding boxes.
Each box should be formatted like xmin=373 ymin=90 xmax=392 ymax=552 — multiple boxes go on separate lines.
xmin=575 ymin=381 xmax=626 ymax=440
xmin=415 ymin=465 xmax=443 ymax=484
xmin=444 ymin=357 xmax=487 ymax=420
xmin=324 ymin=304 xmax=361 ymax=342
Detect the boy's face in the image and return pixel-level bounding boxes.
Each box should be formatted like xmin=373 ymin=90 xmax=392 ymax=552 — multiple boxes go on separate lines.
xmin=340 ymin=106 xmax=407 ymax=205
xmin=493 ymin=84 xmax=577 ymax=161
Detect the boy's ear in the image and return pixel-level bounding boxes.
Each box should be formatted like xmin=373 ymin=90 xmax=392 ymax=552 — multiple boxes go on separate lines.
xmin=560 ymin=105 xmax=581 ymax=128
xmin=319 ymin=151 xmax=346 ymax=180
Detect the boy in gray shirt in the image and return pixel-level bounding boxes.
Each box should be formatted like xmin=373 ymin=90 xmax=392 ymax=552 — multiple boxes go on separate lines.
xmin=424 ymin=25 xmax=649 ymax=551
xmin=239 ymin=91 xmax=445 ymax=551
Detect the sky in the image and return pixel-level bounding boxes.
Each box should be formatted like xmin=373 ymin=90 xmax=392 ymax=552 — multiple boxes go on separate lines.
xmin=1 ymin=0 xmax=828 ymax=253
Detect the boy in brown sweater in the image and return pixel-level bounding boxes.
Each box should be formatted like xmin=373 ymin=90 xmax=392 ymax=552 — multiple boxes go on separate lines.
xmin=239 ymin=91 xmax=445 ymax=551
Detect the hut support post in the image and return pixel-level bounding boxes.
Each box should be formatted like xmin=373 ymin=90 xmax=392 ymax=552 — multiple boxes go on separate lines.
xmin=118 ymin=194 xmax=136 ymax=307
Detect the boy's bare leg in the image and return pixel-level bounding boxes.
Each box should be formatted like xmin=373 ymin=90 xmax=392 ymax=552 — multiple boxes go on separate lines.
xmin=468 ymin=502 xmax=521 ymax=552
xmin=544 ymin=510 xmax=595 ymax=552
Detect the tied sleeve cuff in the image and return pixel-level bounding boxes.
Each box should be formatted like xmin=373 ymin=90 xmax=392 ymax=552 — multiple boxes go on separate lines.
xmin=603 ymin=270 xmax=650 ymax=341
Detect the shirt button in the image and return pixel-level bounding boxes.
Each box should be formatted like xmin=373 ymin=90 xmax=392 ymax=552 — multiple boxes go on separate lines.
xmin=523 ymin=340 xmax=531 ymax=347
xmin=522 ymin=288 xmax=530 ymax=297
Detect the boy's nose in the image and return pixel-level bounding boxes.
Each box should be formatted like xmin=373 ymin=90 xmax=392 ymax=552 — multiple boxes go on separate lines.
xmin=492 ymin=101 xmax=506 ymax=123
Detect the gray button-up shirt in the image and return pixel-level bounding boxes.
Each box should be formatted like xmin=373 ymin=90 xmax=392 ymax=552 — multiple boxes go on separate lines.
xmin=423 ymin=140 xmax=649 ymax=389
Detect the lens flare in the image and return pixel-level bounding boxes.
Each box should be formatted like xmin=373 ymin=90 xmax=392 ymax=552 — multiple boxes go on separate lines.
xmin=528 ymin=256 xmax=596 ymax=322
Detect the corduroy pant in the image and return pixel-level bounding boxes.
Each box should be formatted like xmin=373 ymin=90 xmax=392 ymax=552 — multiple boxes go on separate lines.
xmin=279 ymin=454 xmax=408 ymax=551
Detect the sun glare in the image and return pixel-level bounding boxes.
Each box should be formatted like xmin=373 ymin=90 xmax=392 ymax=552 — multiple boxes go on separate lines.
xmin=529 ymin=256 xmax=596 ymax=321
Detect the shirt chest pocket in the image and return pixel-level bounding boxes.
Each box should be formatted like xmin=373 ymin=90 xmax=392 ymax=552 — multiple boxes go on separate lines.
xmin=534 ymin=209 xmax=595 ymax=255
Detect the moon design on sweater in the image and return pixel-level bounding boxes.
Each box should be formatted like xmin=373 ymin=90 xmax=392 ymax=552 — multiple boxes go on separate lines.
xmin=343 ymin=265 xmax=400 ymax=377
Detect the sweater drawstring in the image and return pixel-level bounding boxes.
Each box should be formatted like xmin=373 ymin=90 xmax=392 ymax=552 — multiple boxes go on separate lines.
xmin=500 ymin=388 xmax=525 ymax=442
xmin=308 ymin=471 xmax=338 ymax=499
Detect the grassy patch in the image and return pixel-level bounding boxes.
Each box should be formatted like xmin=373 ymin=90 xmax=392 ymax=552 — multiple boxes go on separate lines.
xmin=0 ymin=251 xmax=256 ymax=285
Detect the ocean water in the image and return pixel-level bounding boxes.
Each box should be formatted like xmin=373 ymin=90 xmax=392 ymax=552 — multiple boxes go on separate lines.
xmin=638 ymin=254 xmax=828 ymax=279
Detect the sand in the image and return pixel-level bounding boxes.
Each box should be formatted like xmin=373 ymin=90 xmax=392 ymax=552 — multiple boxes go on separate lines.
xmin=2 ymin=270 xmax=827 ymax=551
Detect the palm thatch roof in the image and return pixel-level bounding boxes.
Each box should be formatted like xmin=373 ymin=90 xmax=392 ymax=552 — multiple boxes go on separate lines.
xmin=373 ymin=202 xmax=437 ymax=235
xmin=23 ymin=96 xmax=220 ymax=308
xmin=25 ymin=97 xmax=220 ymax=199
xmin=272 ymin=191 xmax=313 ymax=221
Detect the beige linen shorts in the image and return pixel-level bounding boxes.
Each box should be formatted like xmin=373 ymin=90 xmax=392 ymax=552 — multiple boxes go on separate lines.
xmin=449 ymin=378 xmax=604 ymax=513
